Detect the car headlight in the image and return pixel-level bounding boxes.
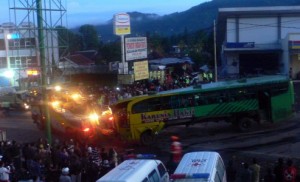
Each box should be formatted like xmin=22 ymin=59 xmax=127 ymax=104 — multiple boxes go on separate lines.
xmin=88 ymin=113 xmax=99 ymax=122
xmin=24 ymin=103 xmax=30 ymax=109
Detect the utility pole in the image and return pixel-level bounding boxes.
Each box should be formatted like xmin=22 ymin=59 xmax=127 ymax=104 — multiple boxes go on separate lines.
xmin=214 ymin=20 xmax=218 ymax=82
xmin=121 ymin=35 xmax=126 ymax=74
xmin=37 ymin=0 xmax=52 ymax=144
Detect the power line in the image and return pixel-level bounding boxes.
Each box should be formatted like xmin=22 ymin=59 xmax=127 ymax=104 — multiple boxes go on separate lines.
xmin=225 ymin=18 xmax=300 ymax=32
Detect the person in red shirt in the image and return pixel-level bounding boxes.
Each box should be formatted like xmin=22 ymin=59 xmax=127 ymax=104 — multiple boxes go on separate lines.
xmin=170 ymin=136 xmax=182 ymax=163
xmin=283 ymin=159 xmax=297 ymax=182
xmin=168 ymin=136 xmax=183 ymax=173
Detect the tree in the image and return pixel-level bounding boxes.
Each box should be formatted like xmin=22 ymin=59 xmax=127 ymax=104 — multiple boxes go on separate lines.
xmin=56 ymin=26 xmax=82 ymax=55
xmin=147 ymin=33 xmax=166 ymax=58
xmin=79 ymin=24 xmax=99 ymax=50
xmin=98 ymin=41 xmax=121 ymax=64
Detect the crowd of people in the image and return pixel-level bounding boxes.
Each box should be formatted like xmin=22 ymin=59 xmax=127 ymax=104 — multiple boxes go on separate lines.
xmin=0 ymin=137 xmax=126 ymax=182
xmin=226 ymin=156 xmax=298 ymax=182
xmin=0 ymin=133 xmax=298 ymax=182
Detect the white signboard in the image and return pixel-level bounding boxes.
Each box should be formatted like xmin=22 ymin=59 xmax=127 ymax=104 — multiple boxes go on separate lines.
xmin=114 ymin=13 xmax=131 ymax=35
xmin=125 ymin=37 xmax=147 ymax=61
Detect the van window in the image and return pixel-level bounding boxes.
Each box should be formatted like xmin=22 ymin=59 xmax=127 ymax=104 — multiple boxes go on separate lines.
xmin=157 ymin=163 xmax=167 ymax=177
xmin=214 ymin=172 xmax=222 ymax=182
xmin=148 ymin=169 xmax=160 ymax=182
xmin=216 ymin=158 xmax=225 ymax=182
xmin=142 ymin=178 xmax=149 ymax=182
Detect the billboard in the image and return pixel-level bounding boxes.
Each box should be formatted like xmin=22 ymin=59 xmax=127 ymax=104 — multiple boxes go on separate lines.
xmin=134 ymin=60 xmax=149 ymax=81
xmin=113 ymin=13 xmax=131 ymax=35
xmin=125 ymin=37 xmax=147 ymax=61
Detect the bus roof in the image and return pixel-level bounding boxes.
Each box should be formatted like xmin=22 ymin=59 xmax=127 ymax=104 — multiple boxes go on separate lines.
xmin=159 ymin=75 xmax=289 ymax=95
xmin=97 ymin=159 xmax=162 ymax=182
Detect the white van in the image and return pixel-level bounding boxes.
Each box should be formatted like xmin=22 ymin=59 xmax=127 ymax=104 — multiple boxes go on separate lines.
xmin=97 ymin=159 xmax=169 ymax=182
xmin=170 ymin=151 xmax=226 ymax=182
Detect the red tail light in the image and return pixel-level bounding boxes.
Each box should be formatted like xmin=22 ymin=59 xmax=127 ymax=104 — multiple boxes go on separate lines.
xmin=83 ymin=127 xmax=90 ymax=132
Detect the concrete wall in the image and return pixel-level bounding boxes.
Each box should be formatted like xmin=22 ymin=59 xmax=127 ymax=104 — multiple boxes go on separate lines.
xmin=281 ymin=17 xmax=300 ymax=38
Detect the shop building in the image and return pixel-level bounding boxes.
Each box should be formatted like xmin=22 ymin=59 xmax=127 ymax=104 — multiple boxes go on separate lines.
xmin=0 ymin=22 xmax=58 ymax=89
xmin=218 ymin=6 xmax=300 ymax=79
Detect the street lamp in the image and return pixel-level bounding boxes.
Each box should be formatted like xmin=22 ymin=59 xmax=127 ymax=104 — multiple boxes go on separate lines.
xmin=3 ymin=70 xmax=14 ymax=78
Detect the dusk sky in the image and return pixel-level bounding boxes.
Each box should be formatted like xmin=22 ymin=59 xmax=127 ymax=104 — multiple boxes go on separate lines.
xmin=0 ymin=0 xmax=209 ymax=28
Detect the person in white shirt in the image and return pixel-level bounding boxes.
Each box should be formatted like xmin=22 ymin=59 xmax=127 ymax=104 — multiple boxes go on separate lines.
xmin=0 ymin=161 xmax=10 ymax=182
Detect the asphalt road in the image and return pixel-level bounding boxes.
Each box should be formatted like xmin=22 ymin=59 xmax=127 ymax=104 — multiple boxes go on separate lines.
xmin=0 ymin=110 xmax=45 ymax=143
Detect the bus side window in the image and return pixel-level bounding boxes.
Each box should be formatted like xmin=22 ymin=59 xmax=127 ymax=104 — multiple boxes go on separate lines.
xmin=161 ymin=96 xmax=171 ymax=110
xmin=170 ymin=96 xmax=180 ymax=109
xmin=188 ymin=95 xmax=195 ymax=107
xmin=132 ymin=102 xmax=148 ymax=114
xmin=207 ymin=93 xmax=218 ymax=104
xmin=147 ymin=98 xmax=161 ymax=112
xmin=180 ymin=95 xmax=189 ymax=107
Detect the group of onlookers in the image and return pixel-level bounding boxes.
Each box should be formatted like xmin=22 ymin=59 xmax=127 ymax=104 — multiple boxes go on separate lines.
xmin=0 ymin=138 xmax=122 ymax=182
xmin=0 ymin=135 xmax=298 ymax=182
xmin=226 ymin=157 xmax=298 ymax=182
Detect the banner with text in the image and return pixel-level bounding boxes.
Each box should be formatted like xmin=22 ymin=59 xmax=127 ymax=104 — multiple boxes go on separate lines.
xmin=134 ymin=60 xmax=149 ymax=81
xmin=125 ymin=37 xmax=147 ymax=61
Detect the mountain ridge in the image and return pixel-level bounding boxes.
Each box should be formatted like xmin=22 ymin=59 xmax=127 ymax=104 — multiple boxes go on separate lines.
xmin=74 ymin=0 xmax=300 ymax=42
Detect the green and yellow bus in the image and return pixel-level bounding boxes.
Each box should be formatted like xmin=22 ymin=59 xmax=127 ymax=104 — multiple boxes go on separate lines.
xmin=110 ymin=75 xmax=295 ymax=145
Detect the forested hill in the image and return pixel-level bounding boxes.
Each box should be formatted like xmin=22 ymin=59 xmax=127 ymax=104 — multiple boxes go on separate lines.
xmin=87 ymin=0 xmax=300 ymax=42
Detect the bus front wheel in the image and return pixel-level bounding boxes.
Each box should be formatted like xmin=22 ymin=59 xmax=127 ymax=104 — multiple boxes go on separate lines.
xmin=140 ymin=131 xmax=155 ymax=146
xmin=238 ymin=117 xmax=253 ymax=132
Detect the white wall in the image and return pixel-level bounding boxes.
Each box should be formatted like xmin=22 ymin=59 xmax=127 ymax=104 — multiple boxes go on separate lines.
xmin=239 ymin=17 xmax=278 ymax=44
xmin=227 ymin=18 xmax=237 ymax=42
xmin=281 ymin=17 xmax=300 ymax=38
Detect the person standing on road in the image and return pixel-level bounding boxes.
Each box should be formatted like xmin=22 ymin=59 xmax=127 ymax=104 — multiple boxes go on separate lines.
xmin=236 ymin=162 xmax=252 ymax=182
xmin=250 ymin=158 xmax=261 ymax=182
xmin=59 ymin=167 xmax=71 ymax=182
xmin=168 ymin=136 xmax=182 ymax=173
xmin=283 ymin=159 xmax=297 ymax=182
xmin=274 ymin=158 xmax=285 ymax=182
xmin=226 ymin=159 xmax=237 ymax=181
xmin=0 ymin=161 xmax=10 ymax=182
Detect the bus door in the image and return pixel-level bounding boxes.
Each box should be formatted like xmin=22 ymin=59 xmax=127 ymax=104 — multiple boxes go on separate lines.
xmin=258 ymin=91 xmax=272 ymax=122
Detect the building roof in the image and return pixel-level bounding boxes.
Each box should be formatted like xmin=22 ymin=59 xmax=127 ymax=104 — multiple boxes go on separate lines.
xmin=219 ymin=6 xmax=300 ymax=17
xmin=65 ymin=54 xmax=95 ymax=66
xmin=75 ymin=50 xmax=98 ymax=60
xmin=149 ymin=57 xmax=193 ymax=66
